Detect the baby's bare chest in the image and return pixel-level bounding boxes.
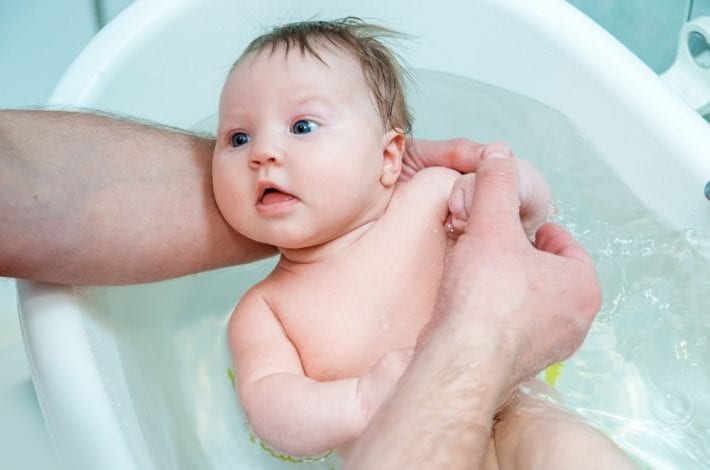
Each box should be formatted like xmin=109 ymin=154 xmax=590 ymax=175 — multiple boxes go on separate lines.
xmin=268 ymin=227 xmax=448 ymax=381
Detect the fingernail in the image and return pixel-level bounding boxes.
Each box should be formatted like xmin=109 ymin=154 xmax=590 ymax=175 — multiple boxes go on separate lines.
xmin=483 ymin=151 xmax=508 ymax=161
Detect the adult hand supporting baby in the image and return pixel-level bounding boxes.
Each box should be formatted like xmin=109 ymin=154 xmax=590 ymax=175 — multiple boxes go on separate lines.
xmin=447 ymin=156 xmax=553 ymax=237
xmin=400 ymin=137 xmax=484 ymax=180
xmin=345 ymin=143 xmax=600 ymax=469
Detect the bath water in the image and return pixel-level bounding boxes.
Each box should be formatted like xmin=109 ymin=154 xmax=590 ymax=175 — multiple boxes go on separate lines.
xmin=412 ymin=70 xmax=710 ymax=468
xmin=85 ymin=70 xmax=708 ymax=469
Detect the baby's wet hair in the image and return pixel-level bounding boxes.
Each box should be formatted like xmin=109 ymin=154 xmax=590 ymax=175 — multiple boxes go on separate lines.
xmin=232 ymin=17 xmax=412 ymax=135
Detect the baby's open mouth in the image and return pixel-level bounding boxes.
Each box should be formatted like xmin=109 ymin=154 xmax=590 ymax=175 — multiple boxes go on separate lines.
xmin=260 ymin=187 xmax=296 ymax=205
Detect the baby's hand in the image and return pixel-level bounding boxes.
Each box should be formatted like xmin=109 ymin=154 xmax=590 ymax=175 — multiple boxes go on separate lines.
xmin=357 ymin=348 xmax=414 ymax=419
xmin=517 ymin=159 xmax=555 ymax=237
xmin=446 ymin=159 xmax=553 ymax=239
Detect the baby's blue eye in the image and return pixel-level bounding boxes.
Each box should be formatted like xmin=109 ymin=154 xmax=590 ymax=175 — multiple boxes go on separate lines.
xmin=231 ymin=132 xmax=249 ymax=147
xmin=292 ymin=120 xmax=319 ymax=135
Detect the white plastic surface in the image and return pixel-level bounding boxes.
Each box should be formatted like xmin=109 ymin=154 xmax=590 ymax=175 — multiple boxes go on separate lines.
xmin=18 ymin=0 xmax=710 ymax=469
xmin=17 ymin=282 xmax=148 ymax=469
xmin=661 ymin=16 xmax=710 ymax=115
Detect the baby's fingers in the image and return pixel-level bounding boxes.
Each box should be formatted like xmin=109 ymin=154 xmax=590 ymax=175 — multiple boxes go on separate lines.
xmin=446 ymin=173 xmax=477 ymax=236
xmin=447 ymin=173 xmax=476 ymax=225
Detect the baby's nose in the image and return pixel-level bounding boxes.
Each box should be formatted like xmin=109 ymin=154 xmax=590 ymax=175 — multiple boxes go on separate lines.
xmin=249 ymin=143 xmax=283 ymax=169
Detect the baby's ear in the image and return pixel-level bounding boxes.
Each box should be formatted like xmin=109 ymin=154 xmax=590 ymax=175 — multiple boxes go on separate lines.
xmin=380 ymin=129 xmax=406 ymax=187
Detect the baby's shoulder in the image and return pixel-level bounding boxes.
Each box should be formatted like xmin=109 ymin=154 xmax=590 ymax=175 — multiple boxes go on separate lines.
xmin=232 ymin=280 xmax=269 ymax=316
xmin=228 ymin=274 xmax=287 ymax=334
xmin=232 ymin=269 xmax=286 ymax=315
xmin=408 ymin=166 xmax=460 ymax=183
xmin=394 ymin=166 xmax=460 ymax=203
xmin=378 ymin=167 xmax=460 ymax=227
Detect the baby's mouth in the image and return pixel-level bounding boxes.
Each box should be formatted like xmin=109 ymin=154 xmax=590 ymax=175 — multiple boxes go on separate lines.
xmin=260 ymin=187 xmax=296 ymax=205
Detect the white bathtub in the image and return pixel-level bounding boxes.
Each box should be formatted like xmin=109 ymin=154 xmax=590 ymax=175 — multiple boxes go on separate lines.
xmin=18 ymin=0 xmax=710 ymax=469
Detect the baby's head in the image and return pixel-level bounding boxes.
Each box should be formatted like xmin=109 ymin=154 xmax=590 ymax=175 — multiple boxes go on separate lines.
xmin=231 ymin=17 xmax=412 ymax=135
xmin=213 ymin=19 xmax=413 ymax=250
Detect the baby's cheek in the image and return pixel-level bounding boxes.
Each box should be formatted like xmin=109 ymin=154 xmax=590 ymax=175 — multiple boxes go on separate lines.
xmin=213 ymin=175 xmax=245 ymax=222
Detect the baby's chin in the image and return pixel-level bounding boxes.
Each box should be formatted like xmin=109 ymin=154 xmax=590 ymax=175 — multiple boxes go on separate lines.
xmin=259 ymin=234 xmax=321 ymax=252
xmin=238 ymin=224 xmax=338 ymax=254
xmin=274 ymin=235 xmax=344 ymax=259
xmin=275 ymin=239 xmax=322 ymax=252
xmin=231 ymin=226 xmax=300 ymax=249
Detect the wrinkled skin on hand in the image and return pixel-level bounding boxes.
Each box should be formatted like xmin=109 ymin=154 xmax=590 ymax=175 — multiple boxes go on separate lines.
xmin=425 ymin=142 xmax=600 ymax=391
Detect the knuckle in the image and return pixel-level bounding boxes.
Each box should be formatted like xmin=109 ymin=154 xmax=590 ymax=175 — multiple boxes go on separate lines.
xmin=449 ymin=137 xmax=474 ymax=157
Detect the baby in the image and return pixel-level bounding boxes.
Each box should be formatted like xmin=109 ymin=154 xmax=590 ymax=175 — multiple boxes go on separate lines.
xmin=212 ymin=18 xmax=636 ymax=467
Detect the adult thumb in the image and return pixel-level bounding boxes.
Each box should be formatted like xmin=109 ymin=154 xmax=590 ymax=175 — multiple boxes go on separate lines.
xmin=466 ymin=143 xmax=522 ymax=233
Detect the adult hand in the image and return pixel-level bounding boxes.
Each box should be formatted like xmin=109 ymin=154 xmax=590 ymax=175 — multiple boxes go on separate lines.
xmin=428 ymin=141 xmax=600 ymax=390
xmin=346 ymin=142 xmax=600 ymax=468
xmin=400 ymin=137 xmax=484 ymax=181
xmin=446 ymin=155 xmax=553 ymax=238
xmin=404 ymin=138 xmax=554 ymax=239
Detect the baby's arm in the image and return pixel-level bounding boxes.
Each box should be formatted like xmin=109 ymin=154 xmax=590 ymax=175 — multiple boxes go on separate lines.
xmin=229 ymin=288 xmax=410 ymax=457
xmin=448 ymin=159 xmax=553 ymax=238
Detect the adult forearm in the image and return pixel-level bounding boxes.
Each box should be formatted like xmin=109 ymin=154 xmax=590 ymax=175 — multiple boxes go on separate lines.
xmin=345 ymin=320 xmax=515 ymax=468
xmin=0 ymin=110 xmax=275 ymax=284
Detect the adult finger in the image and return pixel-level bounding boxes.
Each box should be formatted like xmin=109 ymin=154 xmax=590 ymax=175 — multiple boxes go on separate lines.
xmin=465 ymin=143 xmax=522 ymax=234
xmin=534 ymin=223 xmax=593 ymax=264
xmin=535 ymin=223 xmax=601 ymax=326
xmin=404 ymin=138 xmax=484 ymax=176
